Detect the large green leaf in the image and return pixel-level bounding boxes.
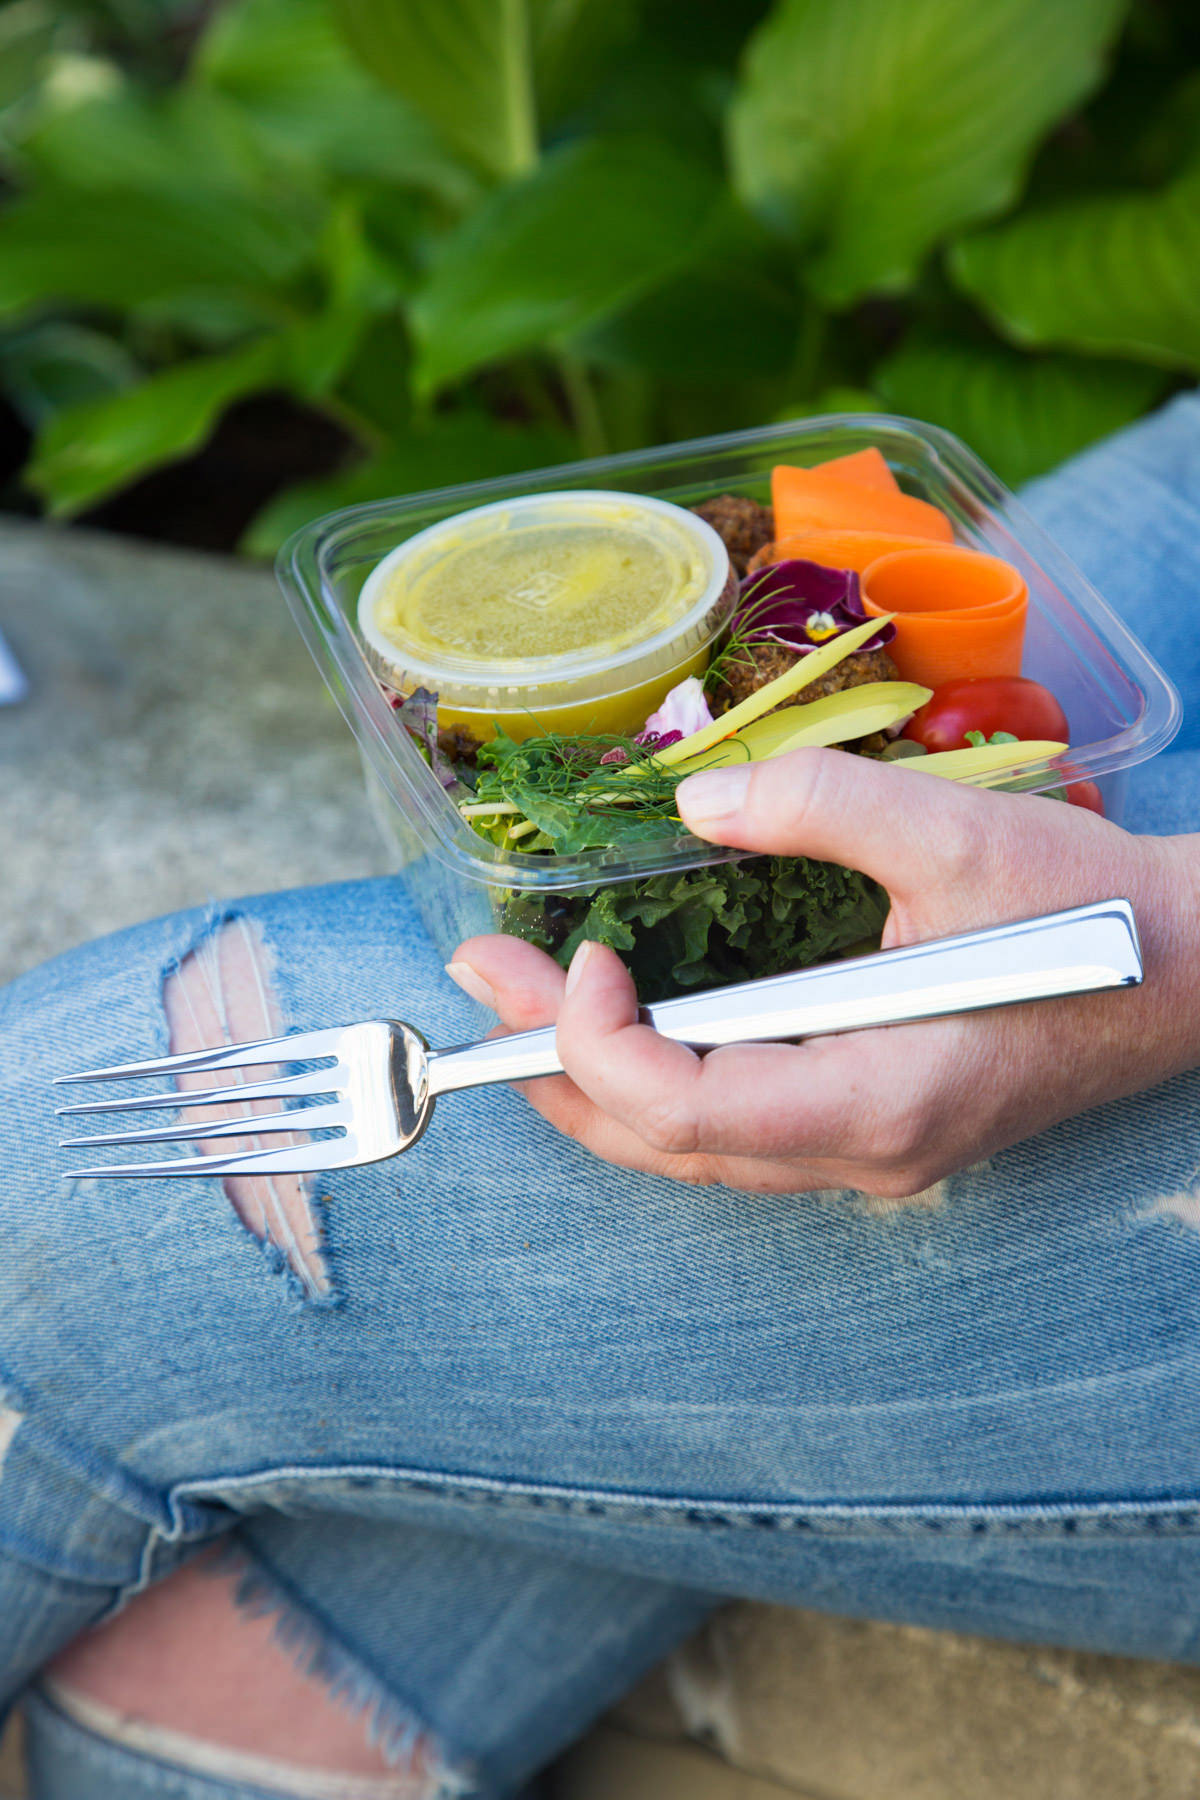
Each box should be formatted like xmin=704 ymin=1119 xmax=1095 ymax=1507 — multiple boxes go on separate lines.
xmin=0 ymin=186 xmax=312 ymax=321
xmin=728 ymin=0 xmax=1129 ymax=306
xmin=242 ymin=414 xmax=575 ymax=554
xmin=280 ymin=202 xmax=399 ymax=400
xmin=17 ymin=82 xmax=272 ymax=197
xmin=410 ymin=135 xmax=718 ymax=394
xmin=0 ymin=320 xmax=140 ymax=426
xmin=875 ymin=334 xmax=1168 ymax=486
xmin=336 ymin=316 xmax=414 ymax=433
xmin=335 ymin=0 xmax=538 ymax=180
xmin=771 ymin=386 xmax=881 ymax=422
xmin=950 ymin=162 xmax=1200 ymax=371
xmin=528 ymin=0 xmax=639 ymax=127
xmin=0 ymin=1 xmax=57 ymax=119
xmin=26 ymin=336 xmax=283 ymax=514
xmin=579 ymin=206 xmax=797 ymax=379
xmin=582 ymin=260 xmax=797 ymax=379
xmin=195 ymin=0 xmax=477 ymax=206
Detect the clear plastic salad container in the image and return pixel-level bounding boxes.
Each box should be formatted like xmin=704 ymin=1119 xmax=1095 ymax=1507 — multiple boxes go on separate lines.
xmin=277 ymin=414 xmax=1182 ymax=970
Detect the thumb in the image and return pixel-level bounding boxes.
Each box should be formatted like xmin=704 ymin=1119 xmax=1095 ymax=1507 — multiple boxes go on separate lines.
xmin=675 ymin=746 xmax=993 ymax=899
xmin=448 ymin=933 xmax=566 ymax=1032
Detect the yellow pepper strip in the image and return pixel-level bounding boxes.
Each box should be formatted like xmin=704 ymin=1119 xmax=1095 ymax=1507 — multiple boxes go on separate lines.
xmin=671 ymin=682 xmax=932 ymax=774
xmin=650 ymin=613 xmax=896 ymax=768
xmin=907 ymin=739 xmax=1067 ymax=781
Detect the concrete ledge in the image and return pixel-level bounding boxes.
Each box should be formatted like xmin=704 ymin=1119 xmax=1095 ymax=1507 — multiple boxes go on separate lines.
xmin=0 ymin=518 xmax=384 ymax=983
xmin=558 ymin=1604 xmax=1200 ymax=1800
xmin=0 ymin=1713 xmax=23 ymax=1800
xmin=555 ymin=1725 xmax=812 ymax=1800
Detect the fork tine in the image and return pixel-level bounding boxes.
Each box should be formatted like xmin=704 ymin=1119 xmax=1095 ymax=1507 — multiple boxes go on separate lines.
xmin=53 ymin=1024 xmax=351 ymax=1086
xmin=59 ymin=1099 xmax=351 ymax=1151
xmin=55 ymin=1064 xmax=341 ymax=1117
xmin=63 ymin=1136 xmax=367 ymax=1181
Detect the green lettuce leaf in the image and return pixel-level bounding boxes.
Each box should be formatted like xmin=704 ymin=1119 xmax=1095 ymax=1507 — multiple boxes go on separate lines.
xmin=502 ymin=857 xmax=888 ymax=1002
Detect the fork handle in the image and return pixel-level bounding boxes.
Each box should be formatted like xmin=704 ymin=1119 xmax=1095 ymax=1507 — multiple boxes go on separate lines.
xmin=425 ymin=899 xmax=1142 ymax=1096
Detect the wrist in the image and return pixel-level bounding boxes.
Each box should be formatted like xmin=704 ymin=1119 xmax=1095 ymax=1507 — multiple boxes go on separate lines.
xmin=1124 ymin=832 xmax=1200 ymax=1082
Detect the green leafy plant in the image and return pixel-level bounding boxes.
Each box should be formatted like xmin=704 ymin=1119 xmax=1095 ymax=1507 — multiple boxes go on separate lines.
xmin=0 ymin=0 xmax=1196 ymax=550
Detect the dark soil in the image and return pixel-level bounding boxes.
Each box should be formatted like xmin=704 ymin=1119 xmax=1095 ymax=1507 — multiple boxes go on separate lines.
xmin=0 ymin=391 xmax=352 ymax=555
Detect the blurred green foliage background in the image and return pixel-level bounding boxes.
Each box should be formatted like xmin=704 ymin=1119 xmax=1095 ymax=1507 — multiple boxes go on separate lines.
xmin=0 ymin=0 xmax=1197 ymax=554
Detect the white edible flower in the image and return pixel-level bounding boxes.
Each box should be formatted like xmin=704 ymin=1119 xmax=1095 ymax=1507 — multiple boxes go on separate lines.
xmin=639 ymin=676 xmax=713 ymax=743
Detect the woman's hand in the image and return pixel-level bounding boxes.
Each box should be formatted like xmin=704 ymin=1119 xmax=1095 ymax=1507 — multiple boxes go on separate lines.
xmin=449 ymin=750 xmax=1200 ymax=1196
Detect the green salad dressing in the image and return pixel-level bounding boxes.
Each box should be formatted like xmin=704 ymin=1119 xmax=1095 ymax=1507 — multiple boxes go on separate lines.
xmin=374 ymin=515 xmax=704 ymax=665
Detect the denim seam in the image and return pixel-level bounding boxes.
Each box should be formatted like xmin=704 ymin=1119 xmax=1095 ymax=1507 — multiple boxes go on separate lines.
xmin=165 ymin=1462 xmax=1200 ymax=1541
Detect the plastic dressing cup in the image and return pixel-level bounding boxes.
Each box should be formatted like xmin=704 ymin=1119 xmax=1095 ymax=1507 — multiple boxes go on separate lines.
xmin=860 ymin=544 xmax=1028 ymax=687
xmin=358 ymin=490 xmax=733 ymax=741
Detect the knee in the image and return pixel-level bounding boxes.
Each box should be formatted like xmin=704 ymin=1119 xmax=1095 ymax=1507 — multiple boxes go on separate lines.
xmin=162 ymin=917 xmax=331 ymax=1299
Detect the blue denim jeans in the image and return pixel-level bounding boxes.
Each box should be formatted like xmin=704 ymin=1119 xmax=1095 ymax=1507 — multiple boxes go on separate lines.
xmin=4 ymin=394 xmax=1200 ymax=1800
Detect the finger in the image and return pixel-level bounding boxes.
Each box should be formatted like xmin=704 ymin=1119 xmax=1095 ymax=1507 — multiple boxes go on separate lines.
xmin=554 ymin=939 xmax=892 ymax=1164
xmin=553 ymin=940 xmax=711 ymax=1152
xmin=454 ymin=937 xmax=838 ymax=1187
xmin=676 ymin=746 xmax=1003 ymax=897
xmin=514 ymin=1063 xmax=841 ymax=1194
xmin=448 ymin=933 xmax=567 ymax=1031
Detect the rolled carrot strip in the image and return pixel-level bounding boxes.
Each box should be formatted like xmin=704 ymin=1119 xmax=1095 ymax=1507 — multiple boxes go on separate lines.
xmin=812 ymin=447 xmax=899 ymax=493
xmin=860 ymin=546 xmax=1028 ymax=686
xmin=772 ymin=464 xmax=954 ymax=545
xmin=754 ymin=528 xmax=947 ymax=575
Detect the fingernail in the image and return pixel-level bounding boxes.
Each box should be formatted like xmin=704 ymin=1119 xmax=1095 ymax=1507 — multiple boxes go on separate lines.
xmin=676 ymin=765 xmax=753 ymax=828
xmin=565 ymin=939 xmax=596 ymax=997
xmin=444 ymin=961 xmax=497 ymax=1010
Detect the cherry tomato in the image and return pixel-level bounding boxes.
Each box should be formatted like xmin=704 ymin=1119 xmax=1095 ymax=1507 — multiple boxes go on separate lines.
xmin=903 ymin=677 xmax=1069 ymax=753
xmin=1065 ymin=780 xmax=1105 ymax=815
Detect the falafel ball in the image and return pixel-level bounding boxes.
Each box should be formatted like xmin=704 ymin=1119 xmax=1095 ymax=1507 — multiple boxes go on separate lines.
xmin=711 ymin=642 xmax=900 ymax=715
xmin=692 ymin=495 xmax=775 ymax=578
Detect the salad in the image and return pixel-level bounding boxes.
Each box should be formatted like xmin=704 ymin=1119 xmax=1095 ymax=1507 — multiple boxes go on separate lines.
xmin=380 ymin=446 xmax=1081 ymax=1002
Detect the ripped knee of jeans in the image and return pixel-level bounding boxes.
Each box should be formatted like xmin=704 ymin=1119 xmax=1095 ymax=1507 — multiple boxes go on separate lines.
xmin=41 ymin=1550 xmax=469 ymax=1798
xmin=163 ymin=916 xmax=332 ymax=1301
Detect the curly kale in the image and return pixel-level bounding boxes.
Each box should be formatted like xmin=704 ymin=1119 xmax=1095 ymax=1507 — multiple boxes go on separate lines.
xmin=470 ymin=726 xmax=887 ymax=1001
xmin=502 ymin=857 xmax=887 ymax=1003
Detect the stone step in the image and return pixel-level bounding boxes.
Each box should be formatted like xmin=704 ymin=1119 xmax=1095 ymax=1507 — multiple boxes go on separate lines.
xmin=555 ymin=1726 xmax=812 ymax=1800
xmin=561 ymin=1604 xmax=1200 ymax=1800
xmin=0 ymin=518 xmax=385 ymax=984
xmin=0 ymin=1713 xmax=23 ymax=1800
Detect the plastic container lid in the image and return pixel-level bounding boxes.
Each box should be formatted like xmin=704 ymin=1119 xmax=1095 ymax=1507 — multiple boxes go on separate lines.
xmin=357 ymin=489 xmax=733 ymax=733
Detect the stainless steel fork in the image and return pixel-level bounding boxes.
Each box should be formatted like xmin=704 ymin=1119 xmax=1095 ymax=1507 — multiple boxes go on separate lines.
xmin=56 ymin=899 xmax=1143 ymax=1181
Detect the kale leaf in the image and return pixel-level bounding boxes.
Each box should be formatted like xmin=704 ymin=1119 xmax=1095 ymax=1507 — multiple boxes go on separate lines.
xmin=475 ymin=726 xmax=888 ymax=1001
xmin=502 ymin=856 xmax=888 ymax=1002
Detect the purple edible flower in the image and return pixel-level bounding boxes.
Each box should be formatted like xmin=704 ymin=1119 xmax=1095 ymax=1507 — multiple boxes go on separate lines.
xmin=733 ymin=559 xmax=896 ymax=654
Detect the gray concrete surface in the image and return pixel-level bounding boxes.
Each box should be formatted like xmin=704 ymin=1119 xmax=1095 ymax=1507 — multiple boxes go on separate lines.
xmin=0 ymin=517 xmax=386 ymax=985
xmin=573 ymin=1606 xmax=1200 ymax=1800
xmin=0 ymin=1713 xmax=21 ymax=1800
